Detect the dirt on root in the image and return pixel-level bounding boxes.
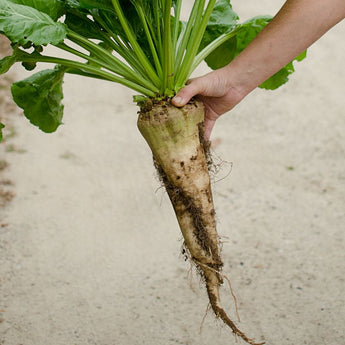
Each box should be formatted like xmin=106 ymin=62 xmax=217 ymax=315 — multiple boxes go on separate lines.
xmin=146 ymin=102 xmax=223 ymax=275
xmin=140 ymin=99 xmax=223 ymax=273
xmin=154 ymin=158 xmax=222 ymax=268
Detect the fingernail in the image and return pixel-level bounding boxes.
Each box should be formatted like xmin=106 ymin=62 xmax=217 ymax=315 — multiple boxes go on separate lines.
xmin=173 ymin=96 xmax=182 ymax=105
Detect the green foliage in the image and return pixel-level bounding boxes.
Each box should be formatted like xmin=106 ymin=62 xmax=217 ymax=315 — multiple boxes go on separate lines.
xmin=0 ymin=45 xmax=31 ymax=74
xmin=7 ymin=0 xmax=65 ymax=20
xmin=0 ymin=0 xmax=67 ymax=45
xmin=11 ymin=66 xmax=65 ymax=133
xmin=234 ymin=16 xmax=272 ymax=53
xmin=200 ymin=0 xmax=239 ymax=69
xmin=0 ymin=51 xmax=17 ymax=74
xmin=64 ymin=11 xmax=104 ymax=40
xmin=0 ymin=0 xmax=307 ymax=141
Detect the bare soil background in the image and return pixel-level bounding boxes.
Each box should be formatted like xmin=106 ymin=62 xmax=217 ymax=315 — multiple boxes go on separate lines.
xmin=0 ymin=1 xmax=344 ymax=345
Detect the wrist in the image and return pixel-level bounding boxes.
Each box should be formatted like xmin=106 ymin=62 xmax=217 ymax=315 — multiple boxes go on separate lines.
xmin=221 ymin=62 xmax=255 ymax=102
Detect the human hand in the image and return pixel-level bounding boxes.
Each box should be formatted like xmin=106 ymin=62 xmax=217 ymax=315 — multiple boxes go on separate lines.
xmin=172 ymin=0 xmax=345 ymax=142
xmin=172 ymin=68 xmax=246 ymax=141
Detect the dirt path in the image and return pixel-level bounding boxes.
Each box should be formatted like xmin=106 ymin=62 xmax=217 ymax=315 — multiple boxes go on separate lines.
xmin=1 ymin=3 xmax=344 ymax=345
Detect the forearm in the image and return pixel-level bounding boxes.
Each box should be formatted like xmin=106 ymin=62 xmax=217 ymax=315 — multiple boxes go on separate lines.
xmin=172 ymin=0 xmax=345 ymax=139
xmin=224 ymin=0 xmax=345 ymax=95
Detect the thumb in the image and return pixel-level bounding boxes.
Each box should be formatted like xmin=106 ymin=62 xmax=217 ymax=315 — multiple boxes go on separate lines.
xmin=172 ymin=80 xmax=202 ymax=107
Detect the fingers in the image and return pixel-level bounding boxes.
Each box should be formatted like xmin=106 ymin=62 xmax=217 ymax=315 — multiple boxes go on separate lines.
xmin=172 ymin=78 xmax=204 ymax=107
xmin=171 ymin=75 xmax=219 ymax=140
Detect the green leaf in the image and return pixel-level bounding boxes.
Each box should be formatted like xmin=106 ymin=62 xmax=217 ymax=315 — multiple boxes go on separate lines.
xmin=7 ymin=0 xmax=65 ymax=20
xmin=203 ymin=35 xmax=237 ymax=70
xmin=206 ymin=0 xmax=239 ymax=28
xmin=234 ymin=15 xmax=272 ymax=55
xmin=0 ymin=0 xmax=67 ymax=45
xmin=0 ymin=44 xmax=26 ymax=74
xmin=79 ymin=0 xmax=113 ymax=12
xmin=0 ymin=51 xmax=16 ymax=74
xmin=65 ymin=11 xmax=105 ymax=40
xmin=11 ymin=66 xmax=66 ymax=133
xmin=21 ymin=60 xmax=36 ymax=70
xmin=200 ymin=0 xmax=239 ymax=69
xmin=63 ymin=0 xmax=80 ymax=9
xmin=0 ymin=122 xmax=4 ymax=142
xmin=72 ymin=1 xmax=128 ymax=39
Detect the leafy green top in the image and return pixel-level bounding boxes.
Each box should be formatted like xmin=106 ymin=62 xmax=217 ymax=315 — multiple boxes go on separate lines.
xmin=0 ymin=0 xmax=306 ymax=140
